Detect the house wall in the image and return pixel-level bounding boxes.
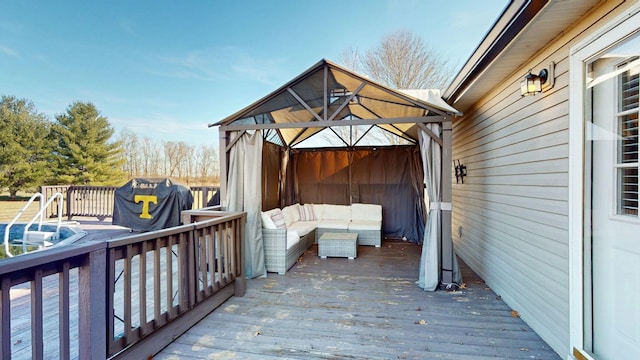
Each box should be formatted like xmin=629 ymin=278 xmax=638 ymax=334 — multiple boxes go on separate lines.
xmin=450 ymin=1 xmax=634 ymax=357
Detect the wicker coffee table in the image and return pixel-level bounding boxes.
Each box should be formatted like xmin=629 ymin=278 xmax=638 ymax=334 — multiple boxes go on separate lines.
xmin=318 ymin=232 xmax=358 ymax=259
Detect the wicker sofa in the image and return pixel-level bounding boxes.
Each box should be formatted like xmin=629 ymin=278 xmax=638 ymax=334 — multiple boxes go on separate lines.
xmin=261 ymin=203 xmax=382 ymax=274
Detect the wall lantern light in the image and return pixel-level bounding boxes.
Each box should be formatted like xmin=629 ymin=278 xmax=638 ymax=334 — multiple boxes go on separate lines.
xmin=454 ymin=159 xmax=467 ymax=184
xmin=520 ymin=62 xmax=555 ymax=96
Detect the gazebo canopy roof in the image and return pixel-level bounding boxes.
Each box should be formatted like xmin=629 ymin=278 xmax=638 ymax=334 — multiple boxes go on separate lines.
xmin=211 ymin=59 xmax=460 ymax=148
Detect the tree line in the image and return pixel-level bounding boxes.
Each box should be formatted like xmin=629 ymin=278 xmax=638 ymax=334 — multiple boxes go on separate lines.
xmin=0 ymin=95 xmax=218 ymax=198
xmin=116 ymin=129 xmax=219 ymax=187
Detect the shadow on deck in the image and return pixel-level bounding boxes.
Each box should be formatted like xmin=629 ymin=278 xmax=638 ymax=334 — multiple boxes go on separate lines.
xmin=154 ymin=239 xmax=560 ymax=360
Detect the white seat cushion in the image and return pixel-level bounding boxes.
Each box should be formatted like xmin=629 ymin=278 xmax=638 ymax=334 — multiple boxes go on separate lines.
xmin=317 ymin=219 xmax=351 ymax=230
xmin=288 ymin=221 xmax=318 ymax=237
xmin=348 ymin=220 xmax=381 ymax=231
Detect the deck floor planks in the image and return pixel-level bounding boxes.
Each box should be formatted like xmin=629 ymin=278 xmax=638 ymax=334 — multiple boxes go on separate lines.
xmin=155 ymin=240 xmax=560 ymax=360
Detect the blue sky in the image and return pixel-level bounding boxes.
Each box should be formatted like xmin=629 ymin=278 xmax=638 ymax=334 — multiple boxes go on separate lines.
xmin=1 ymin=1 xmax=506 ymax=147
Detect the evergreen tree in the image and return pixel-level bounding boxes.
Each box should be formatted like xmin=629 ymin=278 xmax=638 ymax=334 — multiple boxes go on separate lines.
xmin=0 ymin=95 xmax=54 ymax=198
xmin=51 ymin=101 xmax=125 ymax=185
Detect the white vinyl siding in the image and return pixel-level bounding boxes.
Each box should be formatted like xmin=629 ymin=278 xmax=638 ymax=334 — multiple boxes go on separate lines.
xmin=450 ymin=2 xmax=638 ymax=356
xmin=452 ymin=67 xmax=571 ymax=354
xmin=452 ymin=34 xmax=574 ymax=358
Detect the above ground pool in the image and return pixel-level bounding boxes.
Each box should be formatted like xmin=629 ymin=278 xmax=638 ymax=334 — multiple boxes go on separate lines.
xmin=1 ymin=222 xmax=87 ymax=258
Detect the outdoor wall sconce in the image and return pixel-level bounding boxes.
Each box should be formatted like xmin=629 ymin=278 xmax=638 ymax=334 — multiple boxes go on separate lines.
xmin=520 ymin=62 xmax=555 ymax=96
xmin=454 ymin=159 xmax=467 ymax=184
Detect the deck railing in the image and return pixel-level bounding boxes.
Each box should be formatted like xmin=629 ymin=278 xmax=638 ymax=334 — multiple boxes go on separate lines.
xmin=0 ymin=209 xmax=245 ymax=360
xmin=40 ymin=185 xmax=219 ymax=220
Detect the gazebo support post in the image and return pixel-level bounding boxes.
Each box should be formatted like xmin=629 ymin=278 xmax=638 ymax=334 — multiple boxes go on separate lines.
xmin=219 ymin=129 xmax=228 ymax=210
xmin=440 ymin=118 xmax=454 ymax=288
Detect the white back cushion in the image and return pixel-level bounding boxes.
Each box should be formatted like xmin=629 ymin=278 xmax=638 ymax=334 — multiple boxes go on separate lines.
xmin=270 ymin=209 xmax=287 ymax=229
xmin=281 ymin=204 xmax=300 ymax=227
xmin=312 ymin=204 xmax=324 ymax=220
xmin=261 ymin=210 xmax=278 ymax=229
xmin=322 ymin=204 xmax=351 ymax=221
xmin=351 ymin=203 xmax=382 ymax=222
xmin=298 ymin=203 xmax=316 ymax=221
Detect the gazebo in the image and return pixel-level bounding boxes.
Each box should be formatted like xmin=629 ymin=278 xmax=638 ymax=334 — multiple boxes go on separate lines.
xmin=210 ymin=59 xmax=461 ymax=290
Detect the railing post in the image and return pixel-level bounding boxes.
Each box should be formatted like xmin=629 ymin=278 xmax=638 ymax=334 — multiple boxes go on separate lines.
xmin=66 ymin=187 xmax=73 ymax=221
xmin=39 ymin=186 xmax=47 ymax=215
xmin=78 ymin=247 xmax=107 ymax=360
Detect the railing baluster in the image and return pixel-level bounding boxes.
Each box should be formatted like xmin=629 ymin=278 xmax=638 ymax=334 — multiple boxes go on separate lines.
xmin=166 ymin=236 xmax=176 ymax=319
xmin=216 ymin=226 xmax=223 ymax=287
xmin=31 ymin=269 xmax=44 ymax=359
xmin=207 ymin=227 xmax=217 ymax=292
xmin=107 ymin=247 xmax=117 ymax=355
xmin=59 ymin=262 xmax=70 ymax=360
xmin=180 ymin=232 xmax=191 ymax=311
xmin=198 ymin=229 xmax=207 ymax=298
xmin=124 ymin=245 xmax=133 ymax=342
xmin=154 ymin=238 xmax=161 ymax=326
xmin=139 ymin=241 xmax=147 ymax=335
xmin=1 ymin=277 xmax=11 ymax=360
xmin=229 ymin=222 xmax=235 ymax=281
xmin=221 ymin=224 xmax=228 ymax=283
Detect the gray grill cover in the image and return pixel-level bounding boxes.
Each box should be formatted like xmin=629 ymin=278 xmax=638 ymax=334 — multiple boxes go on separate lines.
xmin=113 ymin=178 xmax=193 ymax=231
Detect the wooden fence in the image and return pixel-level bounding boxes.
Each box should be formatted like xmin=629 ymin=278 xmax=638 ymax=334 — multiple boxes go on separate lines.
xmin=40 ymin=185 xmax=219 ymax=220
xmin=0 ymin=209 xmax=245 ymax=360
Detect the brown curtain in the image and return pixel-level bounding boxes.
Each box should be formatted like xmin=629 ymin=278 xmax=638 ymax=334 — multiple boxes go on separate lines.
xmin=261 ymin=142 xmax=281 ymax=211
xmin=294 ymin=150 xmax=351 ymax=205
xmin=408 ymin=146 xmax=427 ymax=244
xmin=289 ymin=146 xmax=424 ymax=242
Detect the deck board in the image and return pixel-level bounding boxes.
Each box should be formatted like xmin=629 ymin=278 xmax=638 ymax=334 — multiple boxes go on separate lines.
xmin=154 ymin=240 xmax=560 ymax=360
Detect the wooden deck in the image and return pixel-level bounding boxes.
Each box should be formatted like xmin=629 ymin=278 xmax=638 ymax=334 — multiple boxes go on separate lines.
xmin=4 ymin=219 xmax=559 ymax=359
xmin=153 ymin=239 xmax=560 ymax=360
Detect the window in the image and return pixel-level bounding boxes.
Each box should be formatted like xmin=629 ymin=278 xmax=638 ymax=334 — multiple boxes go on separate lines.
xmin=616 ymin=58 xmax=639 ymax=216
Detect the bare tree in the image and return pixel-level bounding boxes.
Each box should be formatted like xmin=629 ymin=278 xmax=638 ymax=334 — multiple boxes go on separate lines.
xmin=335 ymin=30 xmax=453 ymax=146
xmin=339 ymin=30 xmax=454 ymax=90
xmin=117 ymin=129 xmax=140 ymax=177
xmin=175 ymin=142 xmax=193 ymax=182
xmin=196 ymin=144 xmax=218 ymax=183
xmin=163 ymin=141 xmax=185 ymax=177
xmin=338 ymin=46 xmax=363 ymax=74
xmin=140 ymin=136 xmax=161 ymax=177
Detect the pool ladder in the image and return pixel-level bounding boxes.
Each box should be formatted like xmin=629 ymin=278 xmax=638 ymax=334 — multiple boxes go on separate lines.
xmin=3 ymin=192 xmax=64 ymax=257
